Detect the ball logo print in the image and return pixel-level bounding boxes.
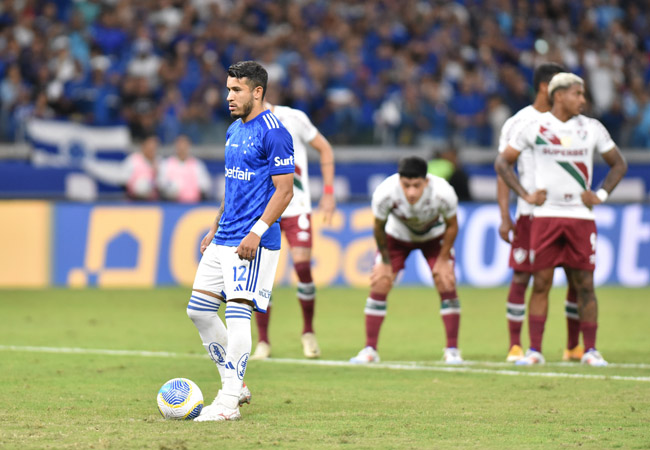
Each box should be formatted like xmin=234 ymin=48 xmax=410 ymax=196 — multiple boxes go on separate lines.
xmin=209 ymin=342 xmax=226 ymax=366
xmin=157 ymin=378 xmax=204 ymax=420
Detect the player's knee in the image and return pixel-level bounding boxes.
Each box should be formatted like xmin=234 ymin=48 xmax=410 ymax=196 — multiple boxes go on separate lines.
xmin=371 ymin=277 xmax=392 ymax=295
xmin=512 ymin=271 xmax=531 ymax=285
xmin=532 ymin=272 xmax=553 ymax=294
xmin=186 ymin=290 xmax=222 ymax=323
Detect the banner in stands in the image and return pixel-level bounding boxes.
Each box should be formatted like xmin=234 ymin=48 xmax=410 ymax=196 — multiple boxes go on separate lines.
xmin=27 ymin=119 xmax=131 ymax=167
xmin=38 ymin=203 xmax=648 ymax=288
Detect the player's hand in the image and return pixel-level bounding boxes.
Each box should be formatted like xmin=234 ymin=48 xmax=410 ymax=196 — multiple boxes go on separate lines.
xmin=524 ymin=189 xmax=547 ymax=206
xmin=318 ymin=193 xmax=336 ymax=225
xmin=236 ymin=233 xmax=261 ymax=261
xmin=200 ymin=231 xmax=215 ymax=254
xmin=581 ymin=190 xmax=601 ymax=209
xmin=433 ymin=257 xmax=456 ymax=292
xmin=498 ymin=217 xmax=515 ymax=243
xmin=370 ymin=262 xmax=393 ymax=285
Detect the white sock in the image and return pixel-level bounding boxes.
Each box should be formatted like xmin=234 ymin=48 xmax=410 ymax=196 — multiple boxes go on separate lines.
xmin=221 ymin=302 xmax=253 ymax=408
xmin=186 ymin=291 xmax=228 ymax=382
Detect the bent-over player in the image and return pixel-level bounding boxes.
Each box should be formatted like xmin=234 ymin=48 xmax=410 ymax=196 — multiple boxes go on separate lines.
xmin=350 ymin=156 xmax=463 ymax=364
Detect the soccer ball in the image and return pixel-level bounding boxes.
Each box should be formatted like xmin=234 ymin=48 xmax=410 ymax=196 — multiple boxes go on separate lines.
xmin=157 ymin=378 xmax=204 ymax=420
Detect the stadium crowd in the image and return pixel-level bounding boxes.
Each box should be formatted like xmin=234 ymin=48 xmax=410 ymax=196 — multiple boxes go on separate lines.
xmin=0 ymin=0 xmax=649 ymax=148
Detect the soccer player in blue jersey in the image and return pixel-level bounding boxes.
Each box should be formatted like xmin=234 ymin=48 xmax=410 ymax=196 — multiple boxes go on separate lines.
xmin=186 ymin=61 xmax=294 ymax=422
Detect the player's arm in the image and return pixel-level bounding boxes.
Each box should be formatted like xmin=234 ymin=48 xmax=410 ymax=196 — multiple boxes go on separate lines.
xmin=581 ymin=146 xmax=627 ymax=207
xmin=236 ymin=173 xmax=294 ymax=261
xmin=309 ymin=132 xmax=336 ymax=224
xmin=200 ymin=200 xmax=224 ymax=254
xmin=496 ymin=175 xmax=514 ymax=243
xmin=494 ymin=146 xmax=546 ymax=206
xmin=370 ymin=217 xmax=393 ymax=284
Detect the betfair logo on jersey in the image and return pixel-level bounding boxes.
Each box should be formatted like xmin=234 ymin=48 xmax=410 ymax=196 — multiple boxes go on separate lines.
xmin=274 ymin=155 xmax=294 ymax=167
xmin=225 ymin=166 xmax=255 ymax=181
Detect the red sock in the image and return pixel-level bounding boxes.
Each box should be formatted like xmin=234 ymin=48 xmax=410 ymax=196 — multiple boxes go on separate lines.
xmin=507 ymin=281 xmax=527 ymax=348
xmin=299 ymin=299 xmax=314 ymax=334
xmin=581 ymin=321 xmax=598 ymax=351
xmin=442 ymin=314 xmax=460 ymax=348
xmin=365 ymin=292 xmax=387 ymax=349
xmin=528 ymin=314 xmax=547 ymax=353
xmin=440 ymin=292 xmax=460 ymax=348
xmin=255 ymin=306 xmax=271 ymax=344
xmin=295 ymin=261 xmax=315 ymax=334
xmin=566 ymin=287 xmax=580 ymax=349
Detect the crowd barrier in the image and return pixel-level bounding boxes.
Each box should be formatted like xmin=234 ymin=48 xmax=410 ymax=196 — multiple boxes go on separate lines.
xmin=1 ymin=201 xmax=648 ymax=288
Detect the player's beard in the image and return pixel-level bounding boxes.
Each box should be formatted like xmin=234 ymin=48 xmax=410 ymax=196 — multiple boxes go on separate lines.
xmin=230 ymin=97 xmax=254 ymax=120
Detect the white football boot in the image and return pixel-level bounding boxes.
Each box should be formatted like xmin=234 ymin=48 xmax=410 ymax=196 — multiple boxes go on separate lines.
xmin=194 ymin=401 xmax=241 ymax=422
xmin=349 ymin=346 xmax=380 ymax=364
xmin=581 ymin=349 xmax=608 ymax=367
xmin=443 ymin=347 xmax=464 ymax=364
xmin=515 ymin=349 xmax=546 ymax=366
xmin=199 ymin=383 xmax=251 ymax=419
xmin=301 ymin=332 xmax=321 ymax=358
xmin=239 ymin=383 xmax=252 ymax=406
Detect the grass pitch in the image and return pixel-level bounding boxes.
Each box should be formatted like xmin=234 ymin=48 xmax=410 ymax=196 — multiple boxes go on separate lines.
xmin=1 ymin=286 xmax=649 ymax=449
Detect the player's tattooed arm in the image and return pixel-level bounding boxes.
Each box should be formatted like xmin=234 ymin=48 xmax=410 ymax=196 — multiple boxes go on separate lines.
xmin=496 ymin=175 xmax=515 ymax=243
xmin=373 ymin=217 xmax=390 ymax=264
xmin=371 ymin=217 xmax=393 ymax=285
xmin=200 ymin=200 xmax=224 ymax=254
xmin=495 ymin=146 xmax=546 ymax=206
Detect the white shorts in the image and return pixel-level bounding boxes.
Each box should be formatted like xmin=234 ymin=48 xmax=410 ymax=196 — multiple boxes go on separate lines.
xmin=193 ymin=244 xmax=279 ymax=312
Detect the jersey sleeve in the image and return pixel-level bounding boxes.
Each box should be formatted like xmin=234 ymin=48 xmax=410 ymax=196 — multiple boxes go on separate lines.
xmin=264 ymin=127 xmax=295 ymax=175
xmin=593 ymin=119 xmax=616 ymax=154
xmin=497 ymin=116 xmax=515 ymax=153
xmin=508 ymin=119 xmax=534 ymax=152
xmin=371 ymin=178 xmax=394 ymax=221
xmin=292 ymin=109 xmax=319 ymax=143
xmin=438 ymin=179 xmax=459 ymax=219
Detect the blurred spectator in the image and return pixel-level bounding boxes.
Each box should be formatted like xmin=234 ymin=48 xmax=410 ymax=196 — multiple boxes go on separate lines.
xmin=157 ymin=134 xmax=211 ymax=203
xmin=124 ymin=134 xmax=160 ymax=200
xmin=427 ymin=146 xmax=472 ymax=202
xmin=0 ymin=0 xmax=648 ymax=148
xmin=0 ymin=64 xmax=26 ymax=139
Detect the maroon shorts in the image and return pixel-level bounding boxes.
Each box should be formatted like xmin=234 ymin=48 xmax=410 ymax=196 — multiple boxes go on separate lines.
xmin=509 ymin=215 xmax=533 ymax=272
xmin=280 ymin=213 xmax=312 ymax=248
xmin=386 ymin=235 xmax=452 ymax=273
xmin=530 ymin=217 xmax=597 ymax=272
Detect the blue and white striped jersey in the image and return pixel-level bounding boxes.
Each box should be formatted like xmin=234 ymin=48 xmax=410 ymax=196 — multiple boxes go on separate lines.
xmin=213 ymin=110 xmax=294 ymax=250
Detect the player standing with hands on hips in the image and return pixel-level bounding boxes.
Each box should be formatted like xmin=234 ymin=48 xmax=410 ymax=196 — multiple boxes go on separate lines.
xmin=495 ymin=72 xmax=626 ymax=366
xmin=186 ymin=61 xmax=294 ymax=421
xmin=496 ymin=63 xmax=583 ymax=363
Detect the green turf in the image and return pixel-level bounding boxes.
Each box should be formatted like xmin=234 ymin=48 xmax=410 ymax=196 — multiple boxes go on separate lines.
xmin=1 ymin=286 xmax=649 ymax=449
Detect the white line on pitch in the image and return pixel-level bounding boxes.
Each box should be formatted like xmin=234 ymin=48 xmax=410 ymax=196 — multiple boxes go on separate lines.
xmin=267 ymin=358 xmax=650 ymax=382
xmin=2 ymin=345 xmax=649 ymax=382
